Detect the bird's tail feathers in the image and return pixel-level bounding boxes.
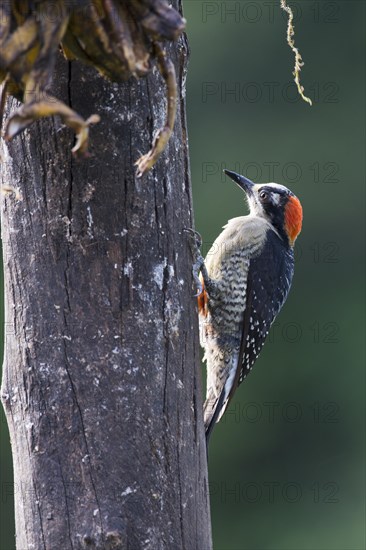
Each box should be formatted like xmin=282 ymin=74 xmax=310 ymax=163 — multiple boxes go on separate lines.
xmin=204 ymin=351 xmax=239 ymax=445
xmin=204 ymin=387 xmax=230 ymax=445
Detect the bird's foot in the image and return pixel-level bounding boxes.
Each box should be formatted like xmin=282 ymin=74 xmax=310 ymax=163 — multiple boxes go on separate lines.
xmin=184 ymin=228 xmax=205 ymax=297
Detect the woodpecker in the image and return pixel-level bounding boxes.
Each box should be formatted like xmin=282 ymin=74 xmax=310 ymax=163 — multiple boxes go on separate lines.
xmin=193 ymin=170 xmax=303 ymax=442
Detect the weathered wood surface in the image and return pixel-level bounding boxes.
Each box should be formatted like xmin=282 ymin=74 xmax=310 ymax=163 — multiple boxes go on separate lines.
xmin=0 ymin=5 xmax=212 ymax=548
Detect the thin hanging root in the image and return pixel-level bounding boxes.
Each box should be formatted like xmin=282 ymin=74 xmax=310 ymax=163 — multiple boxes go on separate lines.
xmin=135 ymin=43 xmax=177 ymax=177
xmin=0 ymin=75 xmax=10 ymax=132
xmin=4 ymin=98 xmax=100 ymax=156
xmin=280 ymin=0 xmax=312 ymax=106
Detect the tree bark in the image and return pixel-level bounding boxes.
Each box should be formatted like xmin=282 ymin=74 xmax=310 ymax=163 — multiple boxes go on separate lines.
xmin=0 ymin=9 xmax=212 ymax=550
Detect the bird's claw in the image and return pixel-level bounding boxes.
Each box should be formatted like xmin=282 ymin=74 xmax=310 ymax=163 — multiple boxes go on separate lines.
xmin=184 ymin=228 xmax=205 ymax=297
xmin=183 ymin=228 xmax=202 ymax=249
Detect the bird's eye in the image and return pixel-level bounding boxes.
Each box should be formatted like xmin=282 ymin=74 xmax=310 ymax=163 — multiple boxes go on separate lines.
xmin=259 ymin=191 xmax=268 ymax=200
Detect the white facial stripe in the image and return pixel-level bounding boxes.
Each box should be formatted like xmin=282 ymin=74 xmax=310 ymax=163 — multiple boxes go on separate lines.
xmin=263 ymin=182 xmax=289 ymax=192
xmin=271 ymin=193 xmax=281 ymax=205
xmin=249 ymin=182 xmax=291 ymax=217
xmin=252 ymin=182 xmax=289 ymax=205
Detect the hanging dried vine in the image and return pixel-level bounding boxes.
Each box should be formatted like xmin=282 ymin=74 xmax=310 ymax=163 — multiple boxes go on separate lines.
xmin=280 ymin=0 xmax=312 ymax=106
xmin=0 ymin=0 xmax=185 ymax=175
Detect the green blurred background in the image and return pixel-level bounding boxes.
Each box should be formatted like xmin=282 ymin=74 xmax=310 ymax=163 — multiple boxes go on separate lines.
xmin=1 ymin=1 xmax=365 ymax=549
xmin=185 ymin=1 xmax=365 ymax=549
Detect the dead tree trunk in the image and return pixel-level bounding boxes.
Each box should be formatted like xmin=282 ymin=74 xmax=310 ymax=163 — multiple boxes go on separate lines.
xmin=0 ymin=22 xmax=212 ymax=550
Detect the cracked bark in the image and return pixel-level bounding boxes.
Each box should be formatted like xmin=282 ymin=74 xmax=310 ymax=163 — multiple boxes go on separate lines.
xmin=0 ymin=7 xmax=212 ymax=549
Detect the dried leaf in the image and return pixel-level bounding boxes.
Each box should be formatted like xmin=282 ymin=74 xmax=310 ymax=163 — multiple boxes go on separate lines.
xmin=0 ymin=0 xmax=185 ymax=173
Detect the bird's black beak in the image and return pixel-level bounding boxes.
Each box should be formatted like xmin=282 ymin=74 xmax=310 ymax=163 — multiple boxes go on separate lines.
xmin=224 ymin=170 xmax=255 ymax=196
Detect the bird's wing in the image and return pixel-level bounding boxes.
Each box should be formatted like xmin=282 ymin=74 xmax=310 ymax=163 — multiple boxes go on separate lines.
xmin=235 ymin=229 xmax=294 ymax=387
xmin=204 ymin=230 xmax=294 ymax=441
xmin=203 ymin=217 xmax=270 ymax=440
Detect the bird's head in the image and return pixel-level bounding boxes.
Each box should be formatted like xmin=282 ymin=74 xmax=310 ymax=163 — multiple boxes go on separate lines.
xmin=224 ymin=169 xmax=303 ymax=246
